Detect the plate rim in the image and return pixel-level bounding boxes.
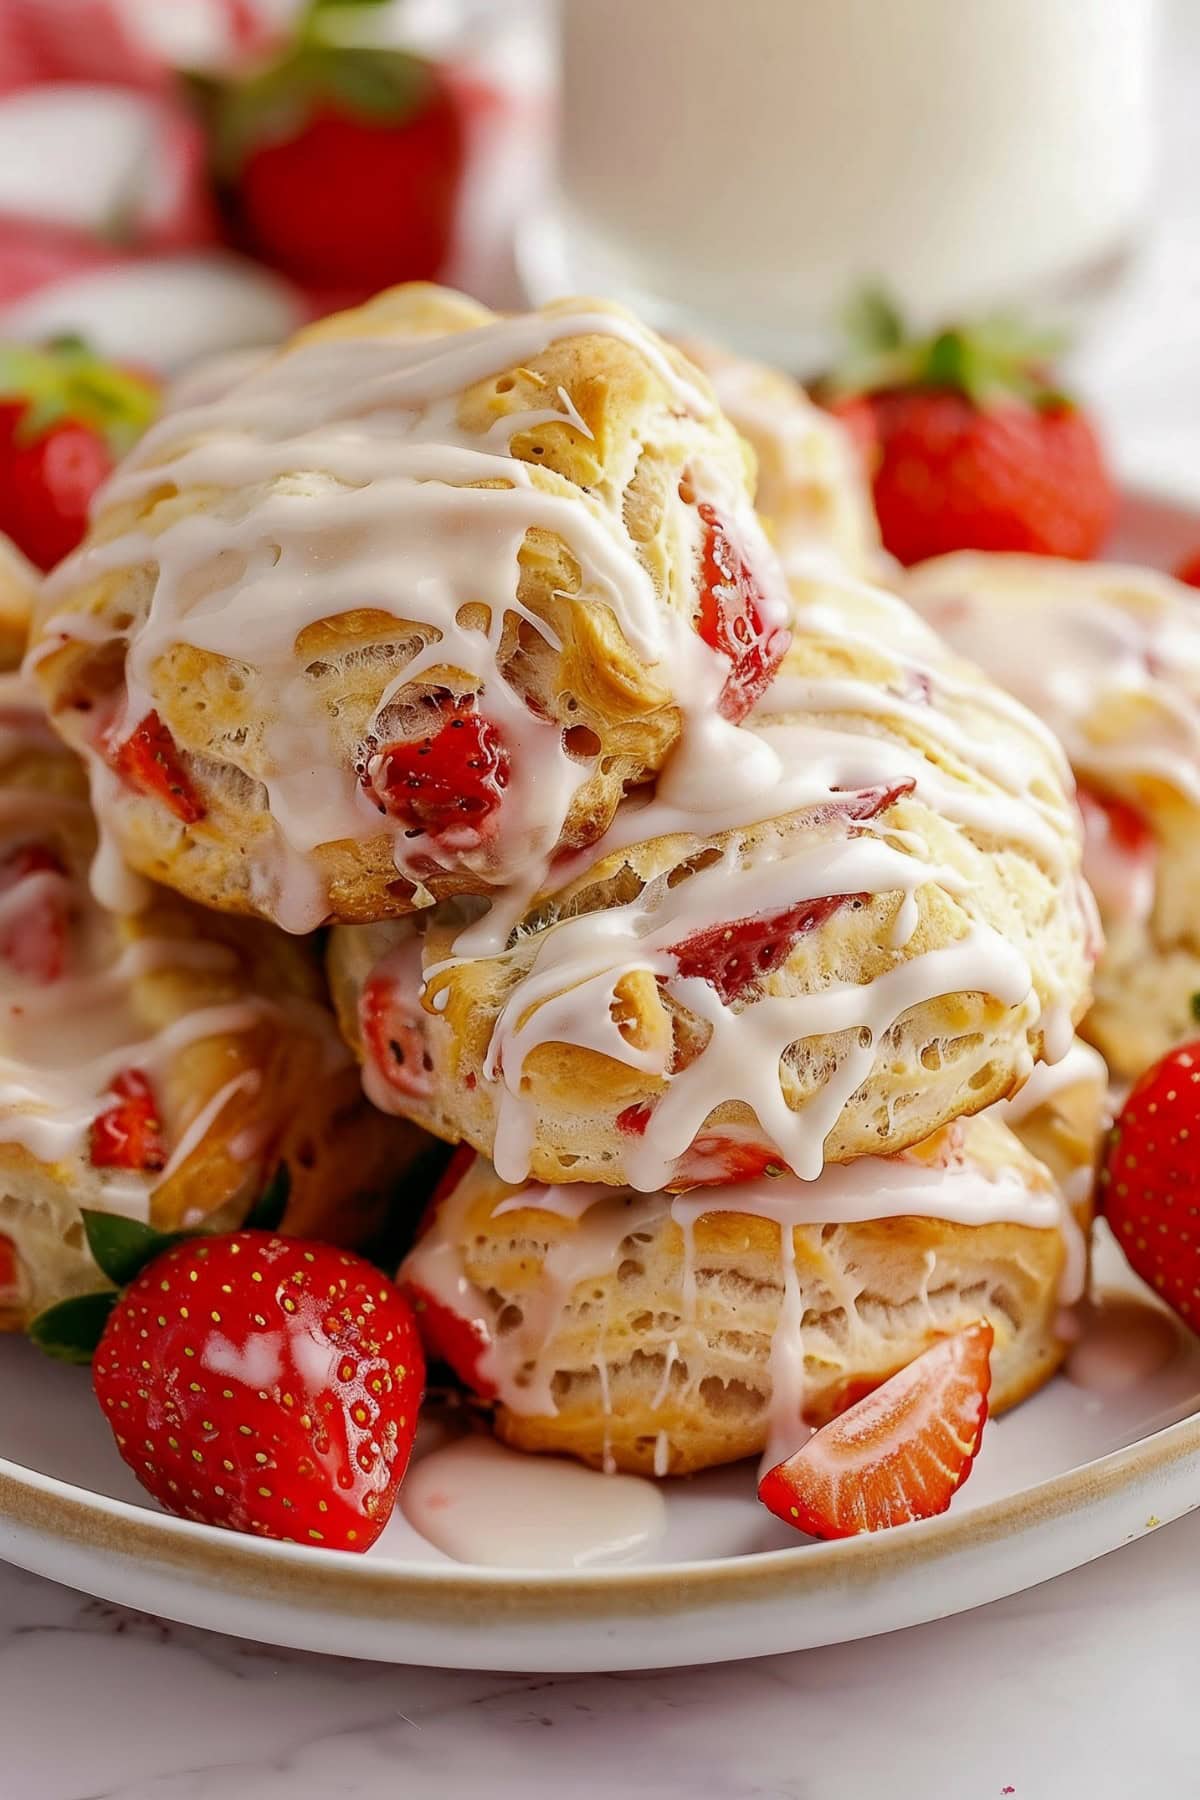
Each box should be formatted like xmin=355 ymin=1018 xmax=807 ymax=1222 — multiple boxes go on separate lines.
xmin=1 ymin=1402 xmax=1198 ymax=1627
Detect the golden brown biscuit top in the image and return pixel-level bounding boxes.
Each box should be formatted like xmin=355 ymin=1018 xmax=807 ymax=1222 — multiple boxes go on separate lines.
xmin=32 ymin=285 xmax=792 ymax=931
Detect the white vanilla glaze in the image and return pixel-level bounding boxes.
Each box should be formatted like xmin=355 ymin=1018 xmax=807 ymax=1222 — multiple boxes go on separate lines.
xmin=1065 ymin=1295 xmax=1181 ymax=1395
xmin=682 ymin=337 xmax=881 ymax=576
xmin=907 ymin=555 xmax=1200 ymax=808
xmin=403 ymin=1125 xmax=1086 ymax=1471
xmin=993 ymin=1037 xmax=1109 ymax=1129
xmin=0 ymin=680 xmax=350 ymax=1253
xmin=39 ymin=303 xmax=790 ymax=932
xmin=399 ymin=1433 xmax=667 ymax=1569
xmin=400 ymin=549 xmax=1092 ymax=1192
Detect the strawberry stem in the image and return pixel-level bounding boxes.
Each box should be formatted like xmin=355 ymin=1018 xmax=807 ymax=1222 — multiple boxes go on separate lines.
xmin=825 ymin=285 xmax=1074 ymax=412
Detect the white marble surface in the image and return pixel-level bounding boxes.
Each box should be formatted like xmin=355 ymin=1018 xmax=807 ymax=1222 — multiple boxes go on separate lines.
xmin=0 ymin=1510 xmax=1195 ymax=1800
xmin=4 ymin=5 xmax=1200 ymax=1796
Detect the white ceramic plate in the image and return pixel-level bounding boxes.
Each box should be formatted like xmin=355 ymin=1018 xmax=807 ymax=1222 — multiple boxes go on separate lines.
xmin=0 ymin=488 xmax=1197 ymax=1673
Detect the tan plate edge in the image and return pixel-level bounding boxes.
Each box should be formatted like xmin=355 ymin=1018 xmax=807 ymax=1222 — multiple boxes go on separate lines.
xmin=0 ymin=1407 xmax=1197 ymax=1628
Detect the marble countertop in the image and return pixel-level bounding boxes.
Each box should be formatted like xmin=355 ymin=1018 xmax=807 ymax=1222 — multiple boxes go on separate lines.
xmin=1 ymin=1508 xmax=1196 ymax=1800
xmin=4 ymin=6 xmax=1200 ymax=1796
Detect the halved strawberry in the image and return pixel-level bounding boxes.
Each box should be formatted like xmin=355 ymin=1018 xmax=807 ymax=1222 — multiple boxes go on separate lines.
xmin=0 ymin=841 xmax=70 ymax=982
xmin=363 ymin=691 xmax=509 ymax=845
xmin=90 ymin=1068 xmax=167 ymax=1173
xmin=360 ymin=967 xmax=434 ymax=1100
xmin=758 ymin=1321 xmax=993 ymax=1538
xmin=695 ymin=501 xmax=789 ymax=720
xmin=106 ymin=711 xmax=205 ymax=824
xmin=401 ymin=1279 xmax=496 ymax=1398
xmin=670 ymin=893 xmax=860 ymax=1005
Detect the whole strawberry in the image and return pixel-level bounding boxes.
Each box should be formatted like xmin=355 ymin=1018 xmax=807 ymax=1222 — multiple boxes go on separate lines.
xmin=91 ymin=1230 xmax=424 ymax=1549
xmin=0 ymin=337 xmax=157 ymax=570
xmin=822 ymin=291 xmax=1115 ymax=566
xmin=1101 ymin=1040 xmax=1200 ymax=1330
xmin=205 ymin=0 xmax=465 ymax=293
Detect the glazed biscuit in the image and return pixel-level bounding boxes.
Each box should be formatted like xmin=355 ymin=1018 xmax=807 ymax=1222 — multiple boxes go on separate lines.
xmin=907 ymin=552 xmax=1200 ymax=1078
xmin=329 ymin=566 xmax=1094 ymax=1189
xmin=30 ymin=285 xmax=791 ymax=931
xmin=400 ymin=1109 xmax=1094 ymax=1476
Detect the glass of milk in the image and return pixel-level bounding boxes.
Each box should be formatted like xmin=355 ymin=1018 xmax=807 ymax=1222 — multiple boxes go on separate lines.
xmin=524 ymin=0 xmax=1159 ymax=365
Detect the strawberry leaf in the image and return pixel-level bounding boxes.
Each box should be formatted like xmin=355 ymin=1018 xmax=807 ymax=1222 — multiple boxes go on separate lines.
xmin=0 ymin=337 xmax=157 ymax=456
xmin=826 ymin=284 xmax=1077 ymax=410
xmin=80 ymin=1210 xmax=191 ymax=1287
xmin=28 ymin=1290 xmax=117 ymax=1364
xmin=1190 ymin=992 xmax=1200 ymax=1023
xmin=315 ymin=47 xmax=430 ymax=121
xmin=245 ymin=1162 xmax=291 ymax=1232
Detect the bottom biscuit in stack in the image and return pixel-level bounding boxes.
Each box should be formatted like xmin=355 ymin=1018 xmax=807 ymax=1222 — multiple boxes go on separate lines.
xmin=402 ymin=1045 xmax=1105 ymax=1477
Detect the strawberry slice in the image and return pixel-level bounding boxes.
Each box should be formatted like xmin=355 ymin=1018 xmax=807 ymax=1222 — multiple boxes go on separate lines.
xmin=90 ymin=1068 xmax=167 ymax=1173
xmin=106 ymin=711 xmax=205 ymax=824
xmin=670 ymin=893 xmax=861 ymax=1005
xmin=401 ymin=1279 xmax=496 ymax=1398
xmin=360 ymin=967 xmax=435 ymax=1100
xmin=758 ymin=1321 xmax=993 ymax=1538
xmin=363 ymin=691 xmax=510 ymax=845
xmin=695 ymin=501 xmax=789 ymax=721
xmin=0 ymin=841 xmax=70 ymax=982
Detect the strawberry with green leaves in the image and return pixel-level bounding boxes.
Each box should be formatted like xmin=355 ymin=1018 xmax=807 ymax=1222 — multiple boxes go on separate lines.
xmin=203 ymin=0 xmax=466 ymax=294
xmin=31 ymin=1174 xmax=425 ymax=1551
xmin=821 ymin=290 xmax=1115 ymax=566
xmin=0 ymin=336 xmax=157 ymax=570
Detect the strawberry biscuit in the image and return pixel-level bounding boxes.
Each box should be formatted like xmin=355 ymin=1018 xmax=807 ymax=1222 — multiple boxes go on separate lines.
xmin=28 ymin=284 xmax=790 ymax=930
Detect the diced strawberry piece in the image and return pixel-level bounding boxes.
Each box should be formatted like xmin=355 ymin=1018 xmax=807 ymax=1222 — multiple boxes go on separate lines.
xmin=0 ymin=1231 xmax=21 ymax=1300
xmin=670 ymin=893 xmax=860 ymax=1005
xmin=759 ymin=1321 xmax=993 ymax=1538
xmin=616 ymin=1101 xmax=652 ymax=1136
xmin=106 ymin=711 xmax=205 ymax=824
xmin=360 ymin=968 xmax=434 ymax=1100
xmin=1176 ymin=551 xmax=1200 ymax=590
xmin=1076 ymin=784 xmax=1152 ymax=859
xmin=0 ymin=841 xmax=70 ymax=982
xmin=695 ymin=501 xmax=789 ymax=720
xmin=363 ymin=692 xmax=510 ymax=845
xmin=401 ymin=1278 xmax=496 ymax=1398
xmin=90 ymin=1068 xmax=167 ymax=1173
xmin=667 ymin=1135 xmax=786 ymax=1189
xmin=830 ymin=780 xmax=915 ymax=822
xmin=1076 ymin=783 xmax=1156 ymax=922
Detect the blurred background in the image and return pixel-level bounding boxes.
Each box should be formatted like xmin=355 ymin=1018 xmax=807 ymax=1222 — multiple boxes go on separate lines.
xmin=0 ymin=0 xmax=1193 ymax=521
